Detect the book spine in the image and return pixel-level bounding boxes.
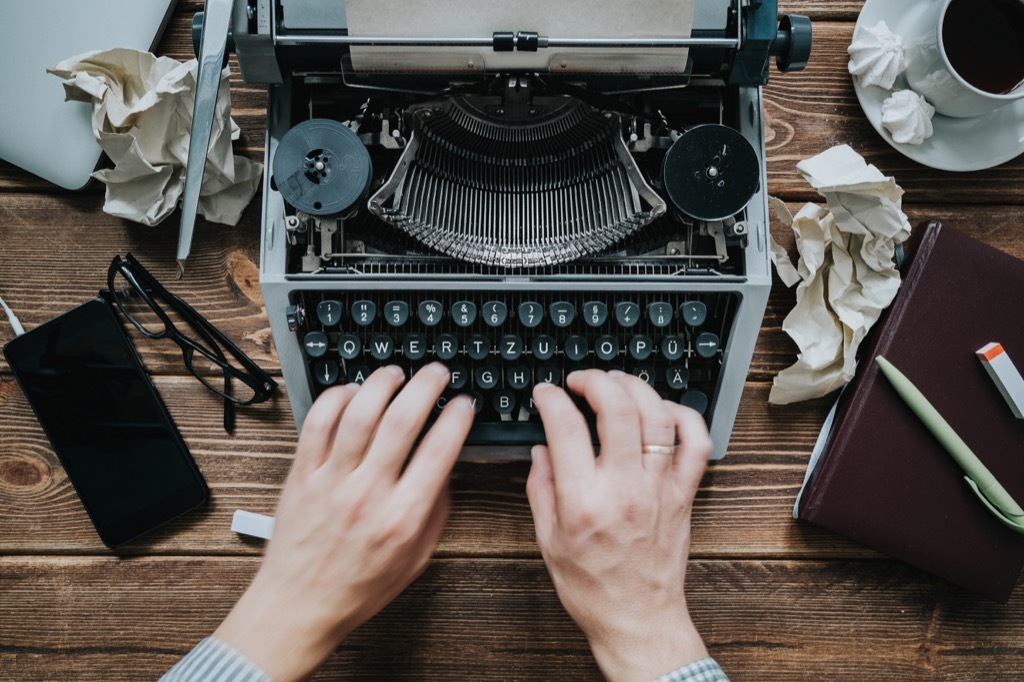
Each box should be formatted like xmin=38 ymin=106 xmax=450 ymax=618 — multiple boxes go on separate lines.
xmin=798 ymin=222 xmax=944 ymax=520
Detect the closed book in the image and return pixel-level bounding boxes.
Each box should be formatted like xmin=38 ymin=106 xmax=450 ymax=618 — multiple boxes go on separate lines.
xmin=796 ymin=220 xmax=1024 ymax=602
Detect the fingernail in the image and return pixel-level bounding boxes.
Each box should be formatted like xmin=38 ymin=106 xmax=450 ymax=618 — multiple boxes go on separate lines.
xmin=387 ymin=365 xmax=407 ymax=380
xmin=451 ymin=394 xmax=476 ymax=411
xmin=533 ymin=382 xmax=553 ymax=395
xmin=530 ymin=445 xmax=542 ymax=460
xmin=425 ymin=361 xmax=450 ymax=379
xmin=345 ymin=381 xmax=362 ymax=391
xmin=608 ymin=369 xmax=626 ymax=377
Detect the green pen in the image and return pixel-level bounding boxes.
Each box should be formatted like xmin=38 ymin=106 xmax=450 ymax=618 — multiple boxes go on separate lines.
xmin=875 ymin=355 xmax=1024 ymax=534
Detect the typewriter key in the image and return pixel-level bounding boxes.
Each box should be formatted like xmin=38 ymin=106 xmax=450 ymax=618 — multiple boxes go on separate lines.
xmin=662 ymin=124 xmax=759 ymax=222
xmin=273 ymin=118 xmax=372 ymax=216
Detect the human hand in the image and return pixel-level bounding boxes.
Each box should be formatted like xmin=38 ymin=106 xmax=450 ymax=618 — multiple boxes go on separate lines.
xmin=214 ymin=363 xmax=474 ymax=681
xmin=528 ymin=370 xmax=712 ymax=682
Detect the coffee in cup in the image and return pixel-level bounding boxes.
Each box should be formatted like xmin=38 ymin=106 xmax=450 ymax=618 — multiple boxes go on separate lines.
xmin=905 ymin=0 xmax=1024 ymax=117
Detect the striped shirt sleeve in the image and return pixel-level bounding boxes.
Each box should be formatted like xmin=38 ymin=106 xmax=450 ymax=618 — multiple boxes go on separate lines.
xmin=161 ymin=637 xmax=271 ymax=682
xmin=653 ymin=657 xmax=729 ymax=682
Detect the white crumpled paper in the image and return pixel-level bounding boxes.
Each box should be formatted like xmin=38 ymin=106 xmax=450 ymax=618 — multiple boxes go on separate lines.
xmin=768 ymin=145 xmax=912 ymax=405
xmin=48 ymin=48 xmax=262 ymax=226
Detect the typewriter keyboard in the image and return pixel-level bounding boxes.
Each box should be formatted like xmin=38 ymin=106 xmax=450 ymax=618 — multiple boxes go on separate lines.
xmin=289 ymin=290 xmax=736 ymax=444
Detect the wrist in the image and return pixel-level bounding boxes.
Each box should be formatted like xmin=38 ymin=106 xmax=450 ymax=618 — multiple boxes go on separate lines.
xmin=214 ymin=574 xmax=350 ymax=682
xmin=586 ymin=613 xmax=709 ymax=682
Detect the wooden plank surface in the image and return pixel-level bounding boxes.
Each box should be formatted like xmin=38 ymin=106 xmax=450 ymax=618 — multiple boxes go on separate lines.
xmin=3 ymin=1 xmax=1024 ymax=680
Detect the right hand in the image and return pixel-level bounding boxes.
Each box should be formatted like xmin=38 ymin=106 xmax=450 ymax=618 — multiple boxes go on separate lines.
xmin=528 ymin=370 xmax=712 ymax=682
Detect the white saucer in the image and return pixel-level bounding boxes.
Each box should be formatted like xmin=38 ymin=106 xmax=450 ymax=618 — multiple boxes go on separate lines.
xmin=853 ymin=0 xmax=1024 ymax=172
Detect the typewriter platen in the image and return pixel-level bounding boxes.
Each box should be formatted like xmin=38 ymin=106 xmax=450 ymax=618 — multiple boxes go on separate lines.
xmin=187 ymin=0 xmax=811 ymax=460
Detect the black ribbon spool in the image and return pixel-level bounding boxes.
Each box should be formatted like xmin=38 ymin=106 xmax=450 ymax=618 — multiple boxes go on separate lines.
xmin=661 ymin=124 xmax=759 ymax=222
xmin=273 ymin=119 xmax=372 ymax=216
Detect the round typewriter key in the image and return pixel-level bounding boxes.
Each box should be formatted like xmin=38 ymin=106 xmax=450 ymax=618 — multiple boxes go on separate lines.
xmin=474 ymin=365 xmax=499 ymax=391
xmin=679 ymin=390 xmax=709 ymax=415
xmin=549 ymin=302 xmax=575 ymax=328
xmin=666 ymin=366 xmax=690 ymax=390
xmin=660 ymin=335 xmax=685 ymax=361
xmin=628 ymin=335 xmax=654 ymax=361
xmin=647 ymin=302 xmax=673 ymax=328
xmin=563 ymin=335 xmax=589 ymax=362
xmin=518 ymin=301 xmax=544 ymax=328
xmin=531 ymin=335 xmax=556 ymax=361
xmin=348 ymin=365 xmax=372 ymax=384
xmin=662 ymin=124 xmax=759 ymax=221
xmin=418 ymin=300 xmax=443 ymax=326
xmin=369 ymin=334 xmax=395 ymax=360
xmin=506 ymin=365 xmax=531 ymax=391
xmin=537 ymin=366 xmax=561 ymax=386
xmin=468 ymin=392 xmax=484 ymax=414
xmin=482 ymin=301 xmax=508 ymax=327
xmin=694 ymin=331 xmax=720 ymax=359
xmin=403 ymin=334 xmax=427 ymax=361
xmin=493 ymin=390 xmax=518 ymax=415
xmin=435 ymin=334 xmax=459 ymax=360
xmin=337 ymin=333 xmax=362 ymax=360
xmin=316 ymin=300 xmax=343 ymax=327
xmin=614 ymin=301 xmax=641 ymax=328
xmin=631 ymin=366 xmax=655 ymax=386
xmin=582 ymin=301 xmax=609 ymax=327
xmin=303 ymin=331 xmax=330 ymax=358
xmin=351 ymin=300 xmax=377 ymax=326
xmin=384 ymin=300 xmax=409 ymax=327
xmin=451 ymin=301 xmax=477 ymax=327
xmin=681 ymin=301 xmax=708 ymax=327
xmin=466 ymin=334 xmax=490 ymax=361
xmin=449 ymin=366 xmax=469 ymax=390
xmin=500 ymin=334 xmax=524 ymax=361
xmin=595 ymin=335 xmax=620 ymax=361
xmin=314 ymin=360 xmax=340 ymax=386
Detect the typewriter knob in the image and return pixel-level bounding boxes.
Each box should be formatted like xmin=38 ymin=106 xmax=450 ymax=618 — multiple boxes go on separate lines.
xmin=773 ymin=14 xmax=813 ymax=73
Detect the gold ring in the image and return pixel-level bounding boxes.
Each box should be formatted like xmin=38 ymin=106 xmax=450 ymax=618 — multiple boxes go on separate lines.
xmin=641 ymin=444 xmax=675 ymax=457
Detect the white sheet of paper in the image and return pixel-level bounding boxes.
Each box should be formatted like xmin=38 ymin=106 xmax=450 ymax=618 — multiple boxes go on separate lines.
xmin=345 ymin=0 xmax=695 ymax=73
xmin=768 ymin=145 xmax=912 ymax=405
xmin=49 ymin=48 xmax=262 ymax=227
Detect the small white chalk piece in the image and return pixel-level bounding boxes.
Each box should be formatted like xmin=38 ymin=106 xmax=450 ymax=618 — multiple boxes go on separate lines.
xmin=977 ymin=343 xmax=1024 ymax=420
xmin=231 ymin=509 xmax=275 ymax=540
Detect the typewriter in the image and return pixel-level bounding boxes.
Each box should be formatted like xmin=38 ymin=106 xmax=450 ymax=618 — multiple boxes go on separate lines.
xmin=186 ymin=0 xmax=811 ymax=459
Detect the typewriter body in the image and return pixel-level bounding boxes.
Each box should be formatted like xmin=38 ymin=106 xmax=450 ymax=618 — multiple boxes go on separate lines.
xmin=189 ymin=0 xmax=811 ymax=459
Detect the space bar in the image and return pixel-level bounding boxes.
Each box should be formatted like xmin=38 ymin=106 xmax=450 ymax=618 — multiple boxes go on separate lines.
xmin=464 ymin=421 xmax=599 ymax=445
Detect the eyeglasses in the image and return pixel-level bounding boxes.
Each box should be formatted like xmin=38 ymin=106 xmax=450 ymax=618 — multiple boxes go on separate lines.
xmin=104 ymin=254 xmax=277 ymax=433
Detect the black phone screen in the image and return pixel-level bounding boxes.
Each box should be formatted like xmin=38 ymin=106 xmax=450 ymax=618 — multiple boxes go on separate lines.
xmin=3 ymin=298 xmax=208 ymax=547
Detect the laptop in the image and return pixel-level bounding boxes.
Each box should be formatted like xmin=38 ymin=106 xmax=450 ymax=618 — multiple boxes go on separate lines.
xmin=0 ymin=0 xmax=178 ymax=190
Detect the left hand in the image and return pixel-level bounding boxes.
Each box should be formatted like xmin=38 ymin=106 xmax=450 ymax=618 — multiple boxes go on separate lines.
xmin=214 ymin=363 xmax=474 ymax=682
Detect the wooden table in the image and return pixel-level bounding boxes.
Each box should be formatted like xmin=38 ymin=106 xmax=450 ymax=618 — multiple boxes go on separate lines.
xmin=2 ymin=2 xmax=1024 ymax=679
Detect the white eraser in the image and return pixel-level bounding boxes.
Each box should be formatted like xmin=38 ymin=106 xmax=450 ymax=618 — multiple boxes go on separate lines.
xmin=977 ymin=343 xmax=1024 ymax=420
xmin=231 ymin=509 xmax=275 ymax=540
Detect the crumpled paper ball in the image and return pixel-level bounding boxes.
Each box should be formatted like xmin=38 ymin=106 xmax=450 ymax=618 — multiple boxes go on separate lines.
xmin=49 ymin=48 xmax=262 ymax=227
xmin=848 ymin=20 xmax=906 ymax=89
xmin=881 ymin=89 xmax=935 ymax=145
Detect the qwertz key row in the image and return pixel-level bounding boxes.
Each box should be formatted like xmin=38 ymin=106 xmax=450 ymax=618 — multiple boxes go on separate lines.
xmin=288 ymin=291 xmax=736 ymax=445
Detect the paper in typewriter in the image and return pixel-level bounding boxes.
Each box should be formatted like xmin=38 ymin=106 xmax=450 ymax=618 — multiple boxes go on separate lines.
xmin=345 ymin=0 xmax=695 ymax=73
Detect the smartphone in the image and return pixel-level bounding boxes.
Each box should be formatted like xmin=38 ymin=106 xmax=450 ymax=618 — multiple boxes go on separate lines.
xmin=3 ymin=298 xmax=208 ymax=547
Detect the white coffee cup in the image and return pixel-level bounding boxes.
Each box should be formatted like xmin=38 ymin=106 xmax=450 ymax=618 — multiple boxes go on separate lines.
xmin=904 ymin=0 xmax=1024 ymax=118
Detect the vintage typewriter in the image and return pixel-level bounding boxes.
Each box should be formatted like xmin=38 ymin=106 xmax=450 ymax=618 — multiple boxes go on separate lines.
xmin=186 ymin=0 xmax=811 ymax=459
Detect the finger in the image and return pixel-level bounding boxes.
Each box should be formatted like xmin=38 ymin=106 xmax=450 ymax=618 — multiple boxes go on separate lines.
xmin=668 ymin=403 xmax=713 ymax=494
xmin=607 ymin=372 xmax=677 ymax=476
xmin=360 ymin=362 xmax=451 ymax=479
xmin=292 ymin=383 xmax=361 ymax=477
xmin=328 ymin=365 xmax=407 ymax=474
xmin=526 ymin=444 xmax=556 ymax=546
xmin=532 ymin=381 xmax=595 ymax=503
xmin=396 ymin=393 xmax=475 ymax=511
xmin=565 ymin=370 xmax=641 ymax=473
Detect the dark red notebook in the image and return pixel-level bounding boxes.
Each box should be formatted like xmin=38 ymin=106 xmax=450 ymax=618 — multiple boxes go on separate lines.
xmin=796 ymin=221 xmax=1024 ymax=602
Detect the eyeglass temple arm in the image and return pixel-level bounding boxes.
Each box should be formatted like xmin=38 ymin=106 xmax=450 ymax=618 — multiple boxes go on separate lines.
xmin=177 ymin=0 xmax=233 ymax=279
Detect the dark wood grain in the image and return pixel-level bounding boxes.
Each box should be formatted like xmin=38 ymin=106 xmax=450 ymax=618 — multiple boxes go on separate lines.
xmin=2 ymin=556 xmax=1023 ymax=681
